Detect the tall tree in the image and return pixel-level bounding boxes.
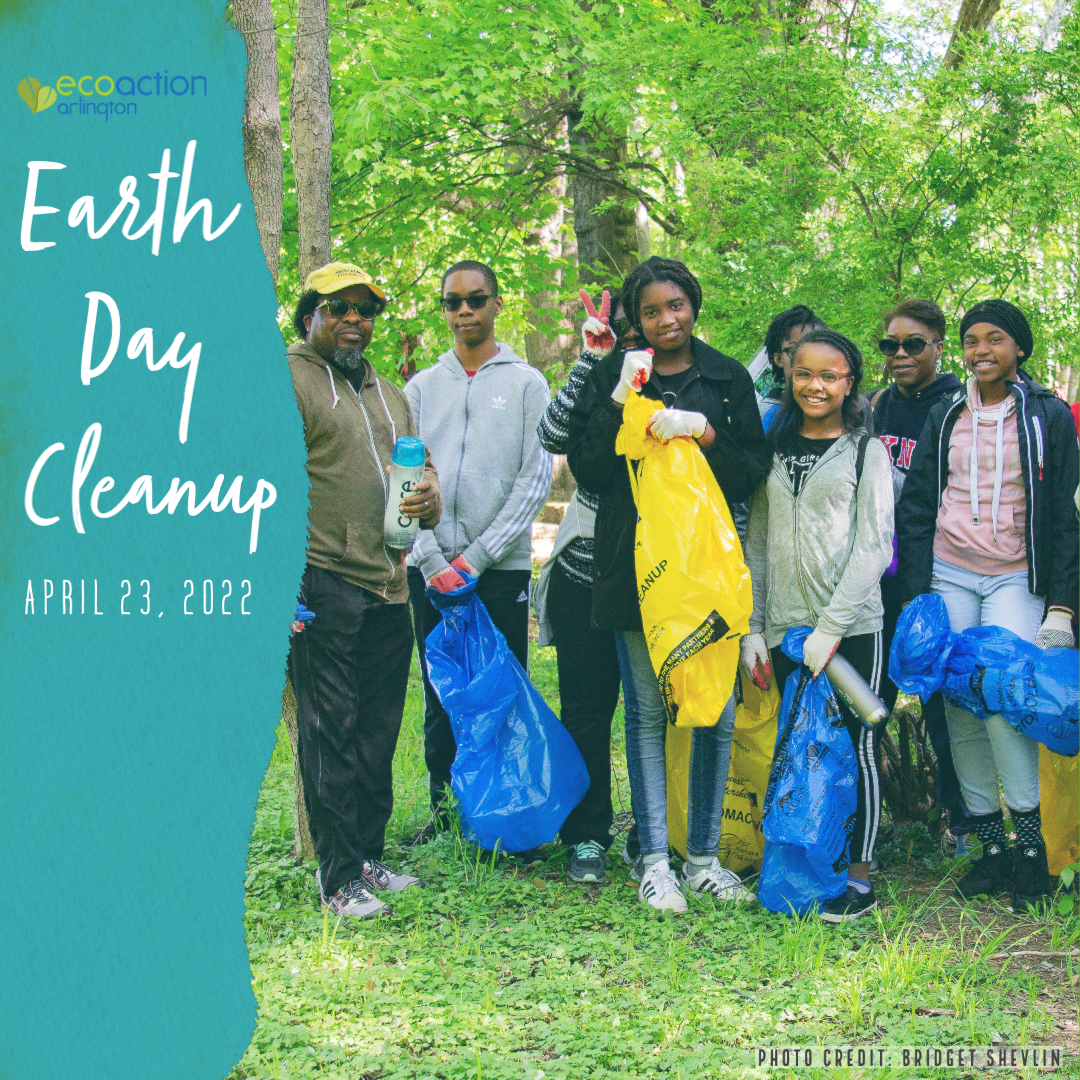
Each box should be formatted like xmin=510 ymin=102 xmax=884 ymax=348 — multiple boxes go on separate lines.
xmin=235 ymin=0 xmax=284 ymax=284
xmin=289 ymin=0 xmax=333 ymax=280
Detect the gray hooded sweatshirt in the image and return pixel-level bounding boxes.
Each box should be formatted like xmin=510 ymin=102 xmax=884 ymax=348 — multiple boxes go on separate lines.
xmin=405 ymin=343 xmax=552 ymax=579
xmin=746 ymin=429 xmax=895 ymax=648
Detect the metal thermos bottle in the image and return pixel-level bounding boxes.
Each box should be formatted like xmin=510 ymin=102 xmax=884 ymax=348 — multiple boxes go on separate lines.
xmin=383 ymin=437 xmax=426 ymax=551
xmin=825 ymin=652 xmax=889 ymax=729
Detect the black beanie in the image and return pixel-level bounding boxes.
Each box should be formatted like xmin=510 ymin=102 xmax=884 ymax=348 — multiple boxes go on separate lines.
xmin=959 ymin=299 xmax=1033 ymax=363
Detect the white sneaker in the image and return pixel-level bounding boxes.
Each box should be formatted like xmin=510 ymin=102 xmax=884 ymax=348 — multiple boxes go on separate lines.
xmin=638 ymin=859 xmax=688 ymax=914
xmin=682 ymin=857 xmax=758 ymax=903
xmin=360 ymin=858 xmax=420 ymax=893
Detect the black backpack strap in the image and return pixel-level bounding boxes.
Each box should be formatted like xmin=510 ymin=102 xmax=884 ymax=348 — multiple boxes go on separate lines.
xmin=854 ymin=432 xmax=870 ymax=489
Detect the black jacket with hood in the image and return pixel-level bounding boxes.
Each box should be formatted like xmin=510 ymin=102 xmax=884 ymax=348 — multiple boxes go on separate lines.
xmin=896 ymin=368 xmax=1079 ymax=612
xmin=566 ymin=337 xmax=771 ymax=631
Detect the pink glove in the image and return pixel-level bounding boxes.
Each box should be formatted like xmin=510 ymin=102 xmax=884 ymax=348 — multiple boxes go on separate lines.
xmin=579 ymin=289 xmax=616 ymax=358
xmin=611 ymin=349 xmax=654 ymax=404
xmin=429 ymin=566 xmax=466 ymax=594
xmin=450 ymin=555 xmax=477 ymax=578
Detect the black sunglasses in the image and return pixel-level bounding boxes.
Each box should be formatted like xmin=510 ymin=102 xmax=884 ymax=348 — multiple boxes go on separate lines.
xmin=440 ymin=294 xmax=494 ymax=312
xmin=317 ymin=298 xmax=384 ymax=320
xmin=878 ymin=336 xmax=939 ymax=357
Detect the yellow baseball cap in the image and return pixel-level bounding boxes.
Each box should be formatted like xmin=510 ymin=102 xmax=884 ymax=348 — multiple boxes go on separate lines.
xmin=304 ymin=261 xmax=386 ymax=299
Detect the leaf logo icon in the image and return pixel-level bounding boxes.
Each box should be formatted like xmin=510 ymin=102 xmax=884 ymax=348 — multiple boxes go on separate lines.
xmin=17 ymin=78 xmax=57 ymax=114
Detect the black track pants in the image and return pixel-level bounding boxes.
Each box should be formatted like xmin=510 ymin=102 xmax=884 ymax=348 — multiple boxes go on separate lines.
xmin=288 ymin=566 xmax=414 ymax=897
xmin=547 ymin=560 xmax=621 ymax=849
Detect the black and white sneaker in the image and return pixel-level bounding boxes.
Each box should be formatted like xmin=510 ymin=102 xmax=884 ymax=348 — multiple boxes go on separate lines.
xmin=682 ymin=858 xmax=757 ymax=903
xmin=637 ymin=859 xmax=688 ymax=914
xmin=622 ymin=822 xmax=640 ymax=871
xmin=568 ymin=840 xmax=606 ymax=883
xmin=316 ymin=869 xmax=391 ymax=920
xmin=360 ymin=858 xmax=420 ymax=893
xmin=820 ymin=884 xmax=877 ymax=923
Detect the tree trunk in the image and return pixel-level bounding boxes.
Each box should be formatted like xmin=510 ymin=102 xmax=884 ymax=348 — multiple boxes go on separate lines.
xmin=1040 ymin=0 xmax=1072 ymax=49
xmin=940 ymin=0 xmax=1002 ymax=71
xmin=289 ymin=0 xmax=333 ymax=281
xmin=234 ymin=0 xmax=283 ymax=284
xmin=281 ymin=677 xmax=315 ymax=860
xmin=567 ymin=104 xmax=641 ymax=288
xmin=523 ymin=162 xmax=580 ymax=372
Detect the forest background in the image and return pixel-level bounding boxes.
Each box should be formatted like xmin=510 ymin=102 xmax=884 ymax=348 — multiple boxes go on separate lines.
xmin=232 ymin=0 xmax=1078 ymax=394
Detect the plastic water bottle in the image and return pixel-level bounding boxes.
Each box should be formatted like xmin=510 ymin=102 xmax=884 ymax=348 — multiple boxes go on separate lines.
xmin=383 ymin=436 xmax=426 ymax=551
xmin=825 ymin=652 xmax=889 ymax=730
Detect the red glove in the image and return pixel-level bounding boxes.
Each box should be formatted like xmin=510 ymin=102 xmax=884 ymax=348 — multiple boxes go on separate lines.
xmin=450 ymin=555 xmax=477 ymax=577
xmin=429 ymin=567 xmax=466 ymax=593
xmin=579 ymin=289 xmax=616 ymax=358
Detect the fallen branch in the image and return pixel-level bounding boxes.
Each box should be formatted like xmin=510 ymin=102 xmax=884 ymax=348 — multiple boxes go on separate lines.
xmin=989 ymin=950 xmax=1080 ymax=960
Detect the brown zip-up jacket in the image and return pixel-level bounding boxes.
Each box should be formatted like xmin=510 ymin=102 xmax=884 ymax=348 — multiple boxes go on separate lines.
xmin=288 ymin=342 xmax=440 ymax=603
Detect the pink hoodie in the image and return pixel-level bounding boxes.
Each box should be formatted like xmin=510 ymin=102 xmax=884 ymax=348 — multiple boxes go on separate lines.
xmin=934 ymin=378 xmax=1028 ymax=576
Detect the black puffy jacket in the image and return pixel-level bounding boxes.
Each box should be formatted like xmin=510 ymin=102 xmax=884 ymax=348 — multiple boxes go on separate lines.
xmin=896 ymin=369 xmax=1079 ymax=612
xmin=565 ymin=337 xmax=771 ymax=632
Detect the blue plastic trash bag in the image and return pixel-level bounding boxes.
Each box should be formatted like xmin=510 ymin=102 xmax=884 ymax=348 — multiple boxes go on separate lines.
xmin=758 ymin=627 xmax=857 ymax=916
xmin=424 ymin=575 xmax=590 ymax=852
xmin=890 ymin=594 xmax=1079 ymax=757
xmin=888 ymin=593 xmax=956 ymax=700
xmin=942 ymin=628 xmax=1079 ymax=757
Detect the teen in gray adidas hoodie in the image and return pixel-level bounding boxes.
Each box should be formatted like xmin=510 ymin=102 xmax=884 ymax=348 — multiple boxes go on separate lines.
xmin=404 ymin=261 xmax=553 ymax=827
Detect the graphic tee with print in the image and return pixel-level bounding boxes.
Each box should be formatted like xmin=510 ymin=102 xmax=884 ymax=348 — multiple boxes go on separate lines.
xmin=779 ymin=434 xmax=838 ymax=496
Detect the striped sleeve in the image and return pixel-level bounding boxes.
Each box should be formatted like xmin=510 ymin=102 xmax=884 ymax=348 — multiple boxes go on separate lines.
xmin=537 ymin=352 xmax=598 ymax=454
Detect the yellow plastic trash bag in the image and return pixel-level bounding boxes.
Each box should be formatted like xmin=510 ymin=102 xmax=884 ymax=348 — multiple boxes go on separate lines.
xmin=1039 ymin=744 xmax=1079 ymax=877
xmin=666 ymin=676 xmax=780 ymax=870
xmin=615 ymin=393 xmax=753 ymax=728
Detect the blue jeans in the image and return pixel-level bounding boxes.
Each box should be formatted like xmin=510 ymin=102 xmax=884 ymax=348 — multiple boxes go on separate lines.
xmin=931 ymin=556 xmax=1044 ymax=815
xmin=615 ymin=630 xmax=735 ymax=859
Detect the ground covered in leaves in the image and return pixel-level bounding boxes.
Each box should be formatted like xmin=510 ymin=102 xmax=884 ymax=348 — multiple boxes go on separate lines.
xmin=232 ymin=648 xmax=1078 ymax=1079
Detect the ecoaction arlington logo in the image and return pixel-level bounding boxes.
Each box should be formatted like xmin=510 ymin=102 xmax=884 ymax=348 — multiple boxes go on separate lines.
xmin=17 ymin=71 xmax=208 ymax=121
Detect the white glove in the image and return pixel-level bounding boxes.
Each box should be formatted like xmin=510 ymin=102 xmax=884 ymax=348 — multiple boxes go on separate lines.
xmin=611 ymin=349 xmax=653 ymax=404
xmin=803 ymin=628 xmax=841 ymax=678
xmin=1035 ymin=609 xmax=1076 ymax=649
xmin=649 ymin=408 xmax=707 ymax=442
xmin=739 ymin=633 xmax=772 ymax=690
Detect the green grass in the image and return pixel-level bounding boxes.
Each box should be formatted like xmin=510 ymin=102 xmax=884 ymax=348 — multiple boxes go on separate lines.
xmin=234 ymin=646 xmax=1079 ymax=1080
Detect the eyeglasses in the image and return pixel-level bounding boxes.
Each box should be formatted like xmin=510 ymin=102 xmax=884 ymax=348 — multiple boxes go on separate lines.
xmin=877 ymin=336 xmax=939 ymax=357
xmin=440 ymin=294 xmax=494 ymax=312
xmin=317 ymin=299 xmax=384 ymax=320
xmin=791 ymin=368 xmax=851 ymax=387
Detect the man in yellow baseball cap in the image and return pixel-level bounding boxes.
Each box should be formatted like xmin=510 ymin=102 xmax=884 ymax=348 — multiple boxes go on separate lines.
xmin=303 ymin=260 xmax=387 ymax=299
xmin=286 ymin=260 xmax=440 ymax=920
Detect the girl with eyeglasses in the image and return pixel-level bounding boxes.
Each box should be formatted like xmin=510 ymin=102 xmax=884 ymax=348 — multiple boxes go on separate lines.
xmin=742 ymin=329 xmax=895 ymax=922
xmin=896 ymin=298 xmax=1079 ymax=913
xmin=565 ymin=257 xmax=771 ymax=913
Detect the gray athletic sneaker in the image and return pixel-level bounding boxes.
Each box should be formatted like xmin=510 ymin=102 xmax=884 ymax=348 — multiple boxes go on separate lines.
xmin=360 ymin=858 xmax=420 ymax=893
xmin=568 ymin=840 xmax=606 ymax=883
xmin=316 ymin=868 xmax=391 ymax=919
xmin=681 ymin=857 xmax=757 ymax=903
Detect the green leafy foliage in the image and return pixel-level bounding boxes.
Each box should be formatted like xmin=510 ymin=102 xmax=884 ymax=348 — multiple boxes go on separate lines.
xmin=234 ymin=648 xmax=1079 ymax=1079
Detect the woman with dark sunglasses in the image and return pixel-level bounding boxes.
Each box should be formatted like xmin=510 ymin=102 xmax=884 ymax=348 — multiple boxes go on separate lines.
xmin=869 ymin=300 xmax=973 ymax=854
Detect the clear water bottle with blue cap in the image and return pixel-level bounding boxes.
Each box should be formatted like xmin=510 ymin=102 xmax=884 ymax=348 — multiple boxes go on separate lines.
xmin=383 ymin=436 xmax=427 ymax=550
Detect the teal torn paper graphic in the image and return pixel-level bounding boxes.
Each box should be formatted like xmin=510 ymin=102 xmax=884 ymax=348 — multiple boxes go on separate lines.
xmin=0 ymin=2 xmax=310 ymax=1077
